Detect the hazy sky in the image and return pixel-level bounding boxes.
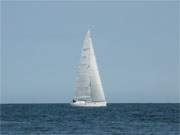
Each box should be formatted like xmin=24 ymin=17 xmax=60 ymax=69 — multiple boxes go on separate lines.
xmin=1 ymin=1 xmax=179 ymax=103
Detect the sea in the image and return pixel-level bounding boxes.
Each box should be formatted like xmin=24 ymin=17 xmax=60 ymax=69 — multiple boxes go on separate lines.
xmin=0 ymin=103 xmax=179 ymax=135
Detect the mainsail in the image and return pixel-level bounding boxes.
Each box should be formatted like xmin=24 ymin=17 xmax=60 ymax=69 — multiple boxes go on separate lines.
xmin=75 ymin=30 xmax=106 ymax=102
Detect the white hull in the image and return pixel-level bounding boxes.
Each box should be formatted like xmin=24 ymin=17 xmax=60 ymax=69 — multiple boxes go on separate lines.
xmin=70 ymin=101 xmax=106 ymax=107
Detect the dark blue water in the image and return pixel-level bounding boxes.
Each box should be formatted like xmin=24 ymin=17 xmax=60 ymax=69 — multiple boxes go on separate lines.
xmin=0 ymin=104 xmax=179 ymax=135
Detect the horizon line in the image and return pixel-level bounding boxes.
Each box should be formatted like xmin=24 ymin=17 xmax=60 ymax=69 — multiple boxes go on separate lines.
xmin=0 ymin=102 xmax=179 ymax=104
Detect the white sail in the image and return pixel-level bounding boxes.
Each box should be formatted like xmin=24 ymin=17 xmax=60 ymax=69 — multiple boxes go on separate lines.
xmin=74 ymin=30 xmax=106 ymax=103
xmin=88 ymin=32 xmax=105 ymax=102
xmin=75 ymin=31 xmax=91 ymax=101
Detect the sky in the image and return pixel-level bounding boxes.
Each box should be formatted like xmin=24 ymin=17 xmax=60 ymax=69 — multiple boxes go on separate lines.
xmin=1 ymin=1 xmax=179 ymax=103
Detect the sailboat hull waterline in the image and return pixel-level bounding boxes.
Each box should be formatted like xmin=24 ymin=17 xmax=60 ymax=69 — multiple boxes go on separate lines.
xmin=70 ymin=101 xmax=106 ymax=107
xmin=71 ymin=30 xmax=107 ymax=107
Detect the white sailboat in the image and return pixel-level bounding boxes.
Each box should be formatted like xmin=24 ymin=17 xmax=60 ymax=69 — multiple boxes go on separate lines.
xmin=70 ymin=30 xmax=106 ymax=107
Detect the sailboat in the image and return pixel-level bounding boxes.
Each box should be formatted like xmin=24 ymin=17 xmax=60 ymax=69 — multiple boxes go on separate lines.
xmin=70 ymin=30 xmax=106 ymax=107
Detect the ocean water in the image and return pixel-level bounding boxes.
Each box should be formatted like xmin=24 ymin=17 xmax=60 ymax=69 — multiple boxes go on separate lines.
xmin=0 ymin=103 xmax=179 ymax=135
